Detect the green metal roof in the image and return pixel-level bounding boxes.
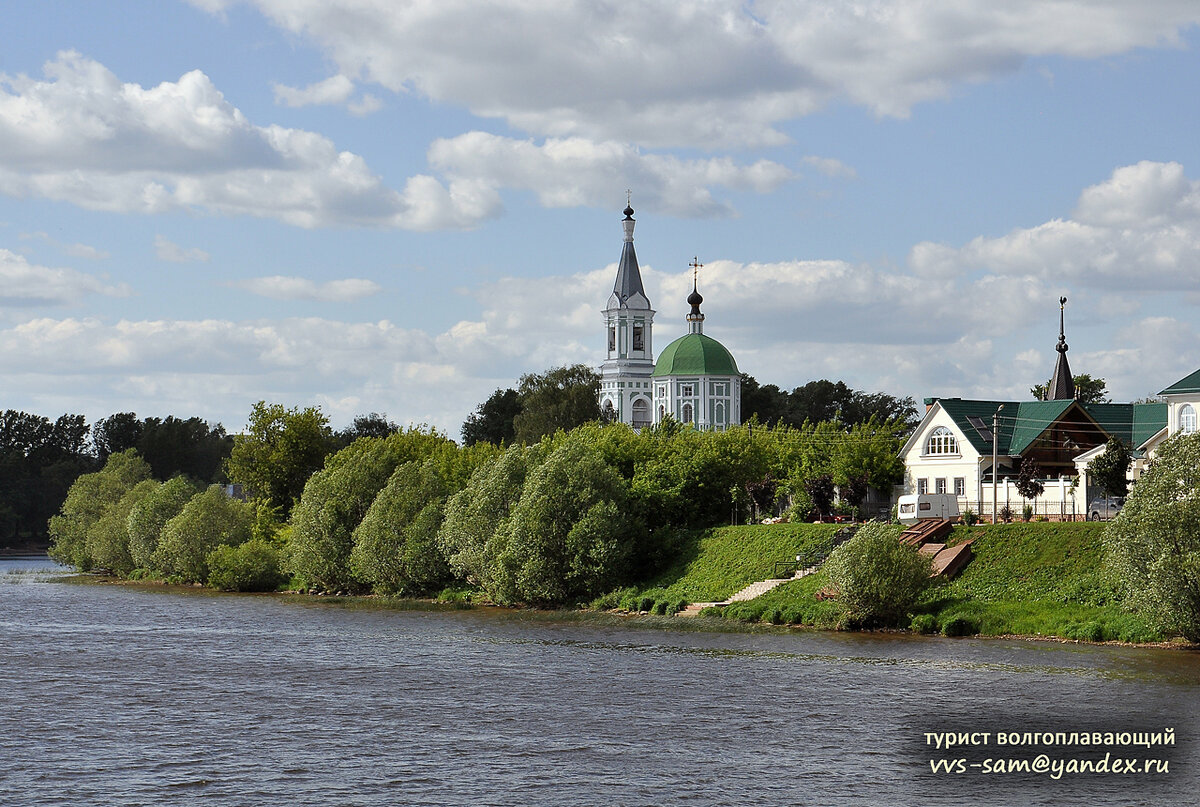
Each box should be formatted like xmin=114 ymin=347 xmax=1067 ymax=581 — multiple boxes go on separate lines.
xmin=1159 ymin=368 xmax=1200 ymax=395
xmin=652 ymin=333 xmax=739 ymax=377
xmin=928 ymin=397 xmax=1167 ymax=456
xmin=1008 ymin=400 xmax=1076 ymax=454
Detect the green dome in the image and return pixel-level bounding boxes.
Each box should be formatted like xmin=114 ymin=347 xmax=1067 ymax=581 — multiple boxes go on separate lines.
xmin=652 ymin=333 xmax=739 ymax=377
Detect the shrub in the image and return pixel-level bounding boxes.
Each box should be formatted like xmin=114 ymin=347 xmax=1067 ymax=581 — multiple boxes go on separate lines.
xmin=999 ymin=506 xmax=1013 ymax=523
xmin=910 ymin=613 xmax=938 ymax=634
xmin=823 ymin=521 xmax=933 ymax=627
xmin=1022 ymin=504 xmax=1034 ymax=522
xmin=962 ymin=508 xmax=978 ymax=526
xmin=154 ymin=486 xmax=255 ymax=583
xmin=48 ymin=450 xmax=152 ymax=571
xmin=127 ymin=476 xmax=199 ymax=572
xmin=1104 ymin=432 xmax=1200 ymax=641
xmin=207 ymin=539 xmax=285 ymax=592
xmin=940 ymin=614 xmax=980 ymax=637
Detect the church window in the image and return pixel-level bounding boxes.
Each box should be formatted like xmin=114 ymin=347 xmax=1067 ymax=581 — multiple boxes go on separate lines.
xmin=715 ymin=402 xmax=725 ymax=423
xmin=659 ymin=405 xmax=665 ymax=420
xmin=632 ymin=326 xmax=644 ymax=351
xmin=925 ymin=427 xmax=959 ymax=455
xmin=682 ymin=403 xmax=693 ymax=424
xmin=608 ymin=327 xmax=615 ymax=352
xmin=680 ymin=384 xmax=694 ymax=397
xmin=1182 ymin=404 xmax=1197 ymax=434
xmin=657 ymin=385 xmax=665 ymax=398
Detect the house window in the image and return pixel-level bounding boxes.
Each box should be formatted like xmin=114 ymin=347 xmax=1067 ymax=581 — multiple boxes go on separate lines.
xmin=1182 ymin=404 xmax=1197 ymax=435
xmin=632 ymin=325 xmax=644 ymax=351
xmin=925 ymin=427 xmax=959 ymax=455
xmin=608 ymin=327 xmax=616 ymax=352
xmin=935 ymin=478 xmax=946 ymax=494
xmin=917 ymin=478 xmax=928 ymax=494
xmin=682 ymin=403 xmax=693 ymax=424
xmin=954 ymin=477 xmax=965 ymax=496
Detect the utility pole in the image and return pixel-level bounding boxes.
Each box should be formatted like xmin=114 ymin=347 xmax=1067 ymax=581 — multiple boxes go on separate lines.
xmin=992 ymin=405 xmax=1003 ymax=524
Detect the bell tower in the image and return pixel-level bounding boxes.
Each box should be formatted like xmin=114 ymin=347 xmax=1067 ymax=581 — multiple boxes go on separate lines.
xmin=598 ymin=198 xmax=655 ymax=428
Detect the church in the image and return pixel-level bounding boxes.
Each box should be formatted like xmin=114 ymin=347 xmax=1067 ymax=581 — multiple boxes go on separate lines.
xmin=597 ymin=204 xmax=741 ymax=430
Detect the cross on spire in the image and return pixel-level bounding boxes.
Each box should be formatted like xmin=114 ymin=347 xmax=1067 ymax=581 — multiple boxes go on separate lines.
xmin=626 ymin=188 xmax=632 ymax=207
xmin=690 ymin=256 xmax=703 ymax=290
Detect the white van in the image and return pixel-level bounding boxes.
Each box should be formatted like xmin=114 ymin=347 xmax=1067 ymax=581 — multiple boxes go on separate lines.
xmin=897 ymin=493 xmax=960 ymax=525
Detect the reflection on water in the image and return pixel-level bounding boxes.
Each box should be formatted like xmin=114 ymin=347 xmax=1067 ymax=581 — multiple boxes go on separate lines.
xmin=1 ymin=557 xmax=1197 ymax=806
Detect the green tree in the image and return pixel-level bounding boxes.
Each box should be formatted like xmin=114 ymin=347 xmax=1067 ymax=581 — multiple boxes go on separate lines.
xmin=48 ymin=450 xmax=151 ymax=570
xmin=127 ymin=476 xmax=200 ymax=571
xmin=461 ymin=387 xmax=521 ymax=446
xmin=1031 ymin=373 xmax=1109 ymax=403
xmin=287 ymin=427 xmax=453 ymax=592
xmin=335 ymin=412 xmax=400 ymax=447
xmin=0 ymin=410 xmax=95 ymax=545
xmin=488 ymin=436 xmax=642 ymax=605
xmin=85 ymin=479 xmax=158 ymax=576
xmin=1088 ymin=437 xmax=1131 ymax=498
xmin=92 ymin=412 xmax=144 ymax=461
xmin=739 ymin=374 xmax=789 ymax=426
xmin=824 ymin=521 xmax=932 ymax=626
xmin=226 ymin=402 xmax=335 ymax=516
xmin=350 ymin=453 xmax=462 ymax=595
xmin=439 ymin=443 xmax=543 ymax=586
xmin=137 ymin=416 xmax=233 ymax=483
xmin=1104 ymin=433 xmax=1200 ymax=641
xmin=512 ymin=365 xmax=602 ymax=444
xmin=154 ymin=486 xmax=255 ymax=583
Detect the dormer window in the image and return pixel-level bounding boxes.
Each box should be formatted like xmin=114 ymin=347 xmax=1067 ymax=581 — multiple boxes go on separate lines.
xmin=925 ymin=427 xmax=959 ymax=456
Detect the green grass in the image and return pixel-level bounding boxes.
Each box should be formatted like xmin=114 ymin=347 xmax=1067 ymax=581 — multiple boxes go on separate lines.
xmin=636 ymin=521 xmax=1167 ymax=643
xmin=590 ymin=522 xmax=841 ymax=613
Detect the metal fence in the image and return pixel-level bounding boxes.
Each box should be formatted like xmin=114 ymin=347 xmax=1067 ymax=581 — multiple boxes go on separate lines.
xmin=958 ymin=499 xmax=1080 ymax=522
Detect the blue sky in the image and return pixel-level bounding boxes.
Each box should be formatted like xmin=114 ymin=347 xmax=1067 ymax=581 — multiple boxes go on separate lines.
xmin=5 ymin=1 xmax=1200 ymax=435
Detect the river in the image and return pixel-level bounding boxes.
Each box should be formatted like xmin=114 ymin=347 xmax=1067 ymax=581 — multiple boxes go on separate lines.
xmin=1 ymin=556 xmax=1196 ymax=806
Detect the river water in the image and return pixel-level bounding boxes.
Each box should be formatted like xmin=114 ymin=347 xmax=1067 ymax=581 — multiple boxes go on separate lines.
xmin=1 ymin=556 xmax=1197 ymax=807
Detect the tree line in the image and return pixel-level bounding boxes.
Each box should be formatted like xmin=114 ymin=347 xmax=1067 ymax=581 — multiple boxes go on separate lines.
xmin=49 ymin=396 xmax=909 ymax=604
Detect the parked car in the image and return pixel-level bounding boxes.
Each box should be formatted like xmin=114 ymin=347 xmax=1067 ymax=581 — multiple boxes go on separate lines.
xmin=1087 ymin=496 xmax=1123 ymax=521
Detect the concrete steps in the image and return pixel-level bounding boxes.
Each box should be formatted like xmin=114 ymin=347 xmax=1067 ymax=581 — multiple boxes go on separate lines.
xmin=674 ymin=564 xmax=823 ymax=617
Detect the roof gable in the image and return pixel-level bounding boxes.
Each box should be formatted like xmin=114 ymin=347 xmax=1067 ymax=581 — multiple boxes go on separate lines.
xmin=1160 ymin=368 xmax=1200 ymax=396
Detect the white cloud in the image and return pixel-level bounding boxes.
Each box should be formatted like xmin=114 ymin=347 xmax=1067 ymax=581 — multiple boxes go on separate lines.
xmin=0 ymin=249 xmax=127 ymax=307
xmin=428 ymin=132 xmax=795 ymax=217
xmin=191 ymin=1 xmax=1200 ymax=148
xmin=272 ymin=74 xmax=382 ymax=116
xmin=0 ymin=52 xmax=492 ymax=230
xmin=272 ymin=75 xmax=355 ymax=107
xmin=155 ymin=235 xmax=210 ymax=263
xmin=19 ymin=230 xmax=109 ymax=260
xmin=236 ymin=275 xmax=382 ymax=302
xmin=908 ymin=161 xmax=1200 ymax=292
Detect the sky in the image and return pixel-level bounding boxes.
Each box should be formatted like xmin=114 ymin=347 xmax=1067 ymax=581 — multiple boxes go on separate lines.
xmin=6 ymin=1 xmax=1200 ymax=437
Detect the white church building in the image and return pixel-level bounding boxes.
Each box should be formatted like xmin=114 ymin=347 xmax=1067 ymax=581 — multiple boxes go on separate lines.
xmin=598 ymin=204 xmax=740 ymax=430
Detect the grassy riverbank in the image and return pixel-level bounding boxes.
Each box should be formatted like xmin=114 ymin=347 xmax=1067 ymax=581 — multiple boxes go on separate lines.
xmin=589 ymin=522 xmax=842 ymax=614
xmin=616 ymin=521 xmax=1166 ymax=643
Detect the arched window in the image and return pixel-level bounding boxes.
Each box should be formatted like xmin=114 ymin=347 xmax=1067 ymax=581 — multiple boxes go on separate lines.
xmin=658 ymin=405 xmax=665 ymax=420
xmin=631 ymin=398 xmax=650 ymax=428
xmin=925 ymin=426 xmax=958 ymax=455
xmin=682 ymin=403 xmax=693 ymax=424
xmin=1182 ymin=404 xmax=1197 ymax=434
